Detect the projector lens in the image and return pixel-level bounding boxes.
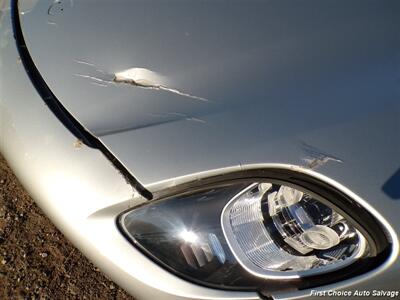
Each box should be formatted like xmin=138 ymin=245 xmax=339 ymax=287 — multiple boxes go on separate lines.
xmin=221 ymin=183 xmax=367 ymax=278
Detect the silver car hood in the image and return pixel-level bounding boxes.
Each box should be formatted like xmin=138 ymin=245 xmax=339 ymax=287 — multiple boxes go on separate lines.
xmin=19 ymin=0 xmax=400 ymax=202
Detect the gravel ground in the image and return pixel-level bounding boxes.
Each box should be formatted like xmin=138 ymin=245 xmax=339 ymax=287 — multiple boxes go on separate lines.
xmin=0 ymin=153 xmax=135 ymax=300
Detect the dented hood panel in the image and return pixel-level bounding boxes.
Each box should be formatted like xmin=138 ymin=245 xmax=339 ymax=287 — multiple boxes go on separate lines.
xmin=19 ymin=0 xmax=400 ymax=205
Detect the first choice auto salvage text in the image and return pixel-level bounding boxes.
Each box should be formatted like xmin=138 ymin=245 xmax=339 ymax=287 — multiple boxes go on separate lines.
xmin=310 ymin=290 xmax=399 ymax=298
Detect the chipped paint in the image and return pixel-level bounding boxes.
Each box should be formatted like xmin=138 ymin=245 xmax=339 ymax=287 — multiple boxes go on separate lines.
xmin=300 ymin=141 xmax=343 ymax=170
xmin=114 ymin=68 xmax=168 ymax=88
xmin=73 ymin=139 xmax=83 ymax=149
xmin=113 ymin=67 xmax=210 ymax=102
xmin=73 ymin=59 xmax=210 ymax=102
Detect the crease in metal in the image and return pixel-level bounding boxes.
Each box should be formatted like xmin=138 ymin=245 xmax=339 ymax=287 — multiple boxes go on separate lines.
xmin=11 ymin=0 xmax=153 ymax=200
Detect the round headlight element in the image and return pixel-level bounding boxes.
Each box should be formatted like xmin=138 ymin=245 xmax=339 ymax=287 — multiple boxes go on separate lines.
xmin=221 ymin=183 xmax=368 ymax=279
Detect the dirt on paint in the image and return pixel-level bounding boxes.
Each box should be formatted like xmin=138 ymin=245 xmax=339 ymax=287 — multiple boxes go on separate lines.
xmin=0 ymin=154 xmax=135 ymax=300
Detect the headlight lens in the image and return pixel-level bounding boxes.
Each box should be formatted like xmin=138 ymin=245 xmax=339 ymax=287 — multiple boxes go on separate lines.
xmin=119 ymin=176 xmax=388 ymax=291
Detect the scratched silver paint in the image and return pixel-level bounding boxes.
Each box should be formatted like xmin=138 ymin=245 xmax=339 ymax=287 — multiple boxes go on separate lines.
xmin=18 ymin=0 xmax=400 ymax=185
xmin=0 ymin=2 xmax=257 ymax=299
xmin=2 ymin=0 xmax=400 ymax=299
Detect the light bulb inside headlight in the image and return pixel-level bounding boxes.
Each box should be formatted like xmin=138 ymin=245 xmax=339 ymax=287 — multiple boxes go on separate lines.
xmin=119 ymin=172 xmax=390 ymax=292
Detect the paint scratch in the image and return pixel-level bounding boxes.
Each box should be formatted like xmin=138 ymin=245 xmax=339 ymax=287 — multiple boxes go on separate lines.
xmin=114 ymin=67 xmax=210 ymax=102
xmin=73 ymin=59 xmax=97 ymax=67
xmin=73 ymin=73 xmax=114 ymax=85
xmin=300 ymin=141 xmax=342 ymax=170
xmin=73 ymin=60 xmax=211 ymax=102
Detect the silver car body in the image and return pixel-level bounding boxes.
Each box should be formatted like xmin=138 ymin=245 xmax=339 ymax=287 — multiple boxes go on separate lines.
xmin=1 ymin=0 xmax=399 ymax=299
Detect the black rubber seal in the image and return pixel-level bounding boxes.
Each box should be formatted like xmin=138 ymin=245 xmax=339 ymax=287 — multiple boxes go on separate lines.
xmin=11 ymin=0 xmax=152 ymax=200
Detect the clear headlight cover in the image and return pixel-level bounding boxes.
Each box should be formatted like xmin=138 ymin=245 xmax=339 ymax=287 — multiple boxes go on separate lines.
xmin=119 ymin=176 xmax=389 ymax=291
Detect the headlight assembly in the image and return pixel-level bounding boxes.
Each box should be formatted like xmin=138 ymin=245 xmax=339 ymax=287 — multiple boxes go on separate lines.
xmin=118 ymin=169 xmax=391 ymax=294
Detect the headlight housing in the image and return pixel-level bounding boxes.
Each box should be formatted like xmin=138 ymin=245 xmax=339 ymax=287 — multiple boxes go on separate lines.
xmin=118 ymin=169 xmax=391 ymax=294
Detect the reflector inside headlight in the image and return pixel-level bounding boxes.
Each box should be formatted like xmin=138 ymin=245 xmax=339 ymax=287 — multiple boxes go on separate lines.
xmin=221 ymin=183 xmax=366 ymax=279
xmin=119 ymin=175 xmax=389 ymax=291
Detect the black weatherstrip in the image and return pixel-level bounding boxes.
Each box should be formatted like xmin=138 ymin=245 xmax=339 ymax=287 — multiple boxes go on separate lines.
xmin=11 ymin=0 xmax=153 ymax=200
